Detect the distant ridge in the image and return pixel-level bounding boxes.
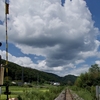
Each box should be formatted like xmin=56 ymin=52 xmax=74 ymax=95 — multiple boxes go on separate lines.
xmin=1 ymin=59 xmax=77 ymax=85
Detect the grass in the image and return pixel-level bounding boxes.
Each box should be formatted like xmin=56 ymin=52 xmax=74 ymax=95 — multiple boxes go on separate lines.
xmin=20 ymin=86 xmax=63 ymax=100
xmin=70 ymin=86 xmax=95 ymax=100
xmin=75 ymin=89 xmax=93 ymax=100
xmin=0 ymin=85 xmax=63 ymax=100
xmin=0 ymin=94 xmax=17 ymax=100
xmin=0 ymin=86 xmax=25 ymax=100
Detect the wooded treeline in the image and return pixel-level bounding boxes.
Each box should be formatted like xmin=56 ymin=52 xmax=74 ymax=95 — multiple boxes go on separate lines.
xmin=72 ymin=64 xmax=100 ymax=99
xmin=75 ymin=64 xmax=100 ymax=88
xmin=1 ymin=59 xmax=77 ymax=85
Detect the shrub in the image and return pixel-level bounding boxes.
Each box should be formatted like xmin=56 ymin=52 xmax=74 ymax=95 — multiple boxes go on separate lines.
xmin=19 ymin=86 xmax=64 ymax=100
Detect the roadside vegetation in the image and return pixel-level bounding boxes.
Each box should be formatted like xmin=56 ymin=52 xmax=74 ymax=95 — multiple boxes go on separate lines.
xmin=70 ymin=86 xmax=95 ymax=100
xmin=19 ymin=85 xmax=64 ymax=100
xmin=0 ymin=85 xmax=65 ymax=100
xmin=70 ymin=64 xmax=100 ymax=100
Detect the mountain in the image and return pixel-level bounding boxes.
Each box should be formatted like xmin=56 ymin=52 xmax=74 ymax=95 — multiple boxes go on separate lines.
xmin=1 ymin=59 xmax=77 ymax=85
xmin=61 ymin=75 xmax=77 ymax=85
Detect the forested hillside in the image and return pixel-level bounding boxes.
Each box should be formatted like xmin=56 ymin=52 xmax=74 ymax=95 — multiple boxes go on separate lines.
xmin=1 ymin=59 xmax=77 ymax=85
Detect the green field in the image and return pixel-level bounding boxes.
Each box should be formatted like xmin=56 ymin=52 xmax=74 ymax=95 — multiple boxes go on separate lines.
xmin=0 ymin=85 xmax=64 ymax=100
xmin=0 ymin=86 xmax=28 ymax=100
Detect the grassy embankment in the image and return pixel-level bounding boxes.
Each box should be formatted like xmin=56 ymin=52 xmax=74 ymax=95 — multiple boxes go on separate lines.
xmin=70 ymin=86 xmax=96 ymax=100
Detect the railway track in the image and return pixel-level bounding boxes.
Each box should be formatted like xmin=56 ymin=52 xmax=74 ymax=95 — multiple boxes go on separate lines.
xmin=65 ymin=89 xmax=73 ymax=100
xmin=54 ymin=88 xmax=73 ymax=100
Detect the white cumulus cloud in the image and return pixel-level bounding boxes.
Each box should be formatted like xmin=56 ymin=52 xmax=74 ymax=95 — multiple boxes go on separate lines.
xmin=0 ymin=0 xmax=100 ymax=76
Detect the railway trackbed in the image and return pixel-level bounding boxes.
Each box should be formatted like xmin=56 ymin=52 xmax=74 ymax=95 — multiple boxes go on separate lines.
xmin=54 ymin=88 xmax=84 ymax=100
xmin=65 ymin=89 xmax=73 ymax=100
xmin=54 ymin=88 xmax=73 ymax=100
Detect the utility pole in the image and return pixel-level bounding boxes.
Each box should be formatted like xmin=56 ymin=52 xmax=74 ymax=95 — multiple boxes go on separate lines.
xmin=22 ymin=66 xmax=24 ymax=85
xmin=0 ymin=42 xmax=2 ymax=100
xmin=0 ymin=43 xmax=5 ymax=99
xmin=0 ymin=42 xmax=2 ymax=66
xmin=4 ymin=1 xmax=11 ymax=100
xmin=37 ymin=73 xmax=39 ymax=88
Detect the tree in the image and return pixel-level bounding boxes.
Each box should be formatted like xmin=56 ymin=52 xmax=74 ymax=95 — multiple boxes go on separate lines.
xmin=75 ymin=77 xmax=83 ymax=87
xmin=89 ymin=64 xmax=100 ymax=74
xmin=75 ymin=64 xmax=100 ymax=88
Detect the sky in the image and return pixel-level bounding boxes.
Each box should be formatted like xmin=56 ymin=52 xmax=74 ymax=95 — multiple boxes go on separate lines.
xmin=0 ymin=0 xmax=100 ymax=76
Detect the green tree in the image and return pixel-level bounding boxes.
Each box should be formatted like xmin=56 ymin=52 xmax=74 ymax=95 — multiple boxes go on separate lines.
xmin=75 ymin=64 xmax=100 ymax=88
xmin=75 ymin=77 xmax=83 ymax=87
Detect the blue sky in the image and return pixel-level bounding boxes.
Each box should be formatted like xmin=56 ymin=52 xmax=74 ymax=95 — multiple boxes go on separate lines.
xmin=0 ymin=0 xmax=100 ymax=76
xmin=86 ymin=0 xmax=100 ymax=28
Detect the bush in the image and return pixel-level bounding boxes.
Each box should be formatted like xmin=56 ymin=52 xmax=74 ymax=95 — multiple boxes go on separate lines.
xmin=19 ymin=86 xmax=64 ymax=100
xmin=17 ymin=95 xmax=22 ymax=100
xmin=70 ymin=86 xmax=96 ymax=100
